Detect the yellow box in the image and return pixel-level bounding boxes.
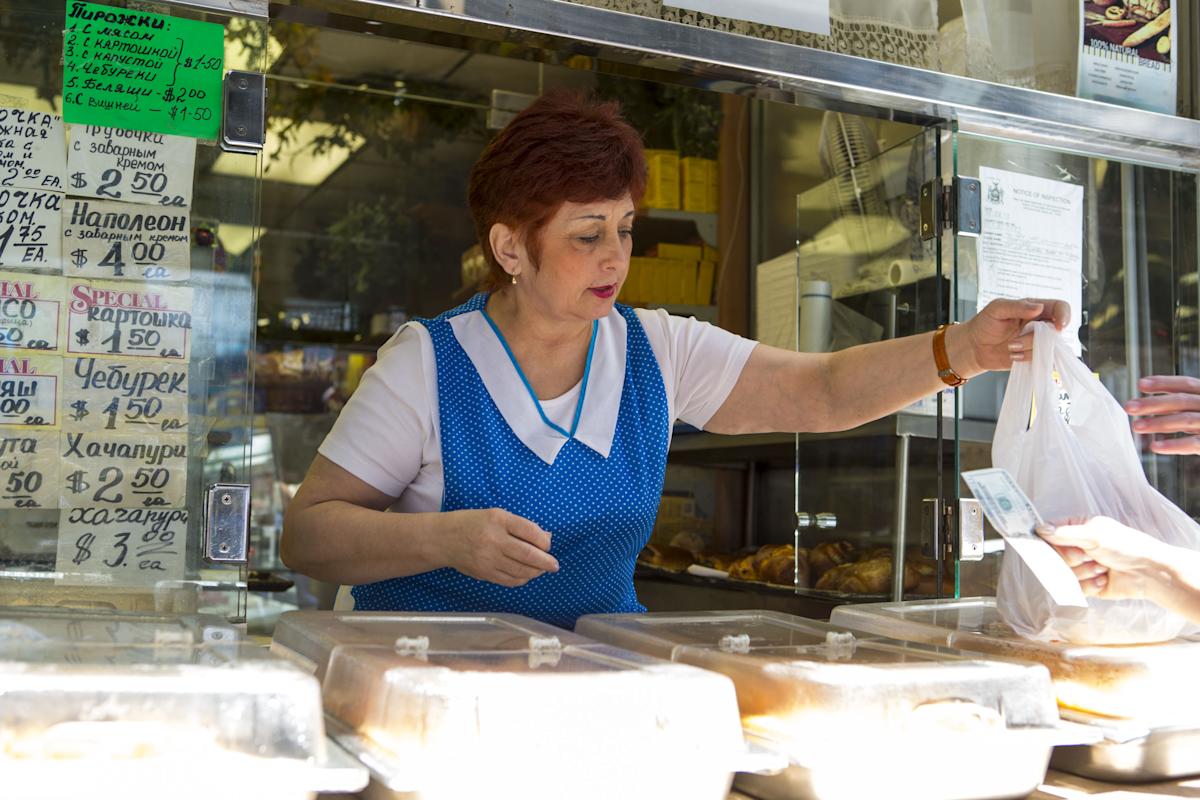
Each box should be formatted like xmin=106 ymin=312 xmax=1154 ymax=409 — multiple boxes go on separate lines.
xmin=697 ymin=260 xmax=717 ymax=305
xmin=626 ymin=256 xmax=658 ymax=305
xmin=644 ymin=149 xmax=680 ymax=210
xmin=680 ymin=157 xmax=712 ymax=213
xmin=658 ymin=242 xmax=703 ymax=262
xmin=702 ymin=244 xmax=720 ymax=263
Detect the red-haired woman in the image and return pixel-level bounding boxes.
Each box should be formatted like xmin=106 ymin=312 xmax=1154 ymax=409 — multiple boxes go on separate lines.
xmin=282 ymin=91 xmax=1069 ymax=629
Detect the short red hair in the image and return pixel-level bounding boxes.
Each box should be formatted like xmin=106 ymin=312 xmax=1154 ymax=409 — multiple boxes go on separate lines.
xmin=467 ymin=90 xmax=646 ymax=290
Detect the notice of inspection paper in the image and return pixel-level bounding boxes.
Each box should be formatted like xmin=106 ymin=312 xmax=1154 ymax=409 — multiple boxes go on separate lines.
xmin=978 ymin=166 xmax=1083 ymax=355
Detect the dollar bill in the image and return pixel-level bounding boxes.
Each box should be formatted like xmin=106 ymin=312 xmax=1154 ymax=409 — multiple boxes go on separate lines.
xmin=963 ymin=468 xmax=1087 ymax=608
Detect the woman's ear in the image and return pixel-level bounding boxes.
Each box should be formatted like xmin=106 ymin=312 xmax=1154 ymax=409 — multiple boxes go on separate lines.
xmin=489 ymin=223 xmax=522 ymax=274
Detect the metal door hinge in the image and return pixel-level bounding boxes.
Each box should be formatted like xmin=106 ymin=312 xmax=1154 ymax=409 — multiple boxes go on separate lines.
xmin=222 ymin=70 xmax=265 ymax=154
xmin=204 ymin=483 xmax=250 ymax=563
xmin=920 ymin=177 xmax=982 ymax=240
xmin=922 ymin=497 xmax=984 ymax=562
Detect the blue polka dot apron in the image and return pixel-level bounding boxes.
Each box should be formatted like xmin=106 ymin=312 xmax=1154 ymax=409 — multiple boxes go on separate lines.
xmin=350 ymin=293 xmax=669 ymax=629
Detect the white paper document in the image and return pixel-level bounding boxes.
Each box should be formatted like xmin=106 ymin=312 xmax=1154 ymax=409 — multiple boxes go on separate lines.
xmin=962 ymin=467 xmax=1087 ymax=608
xmin=977 ymin=166 xmax=1083 ymax=355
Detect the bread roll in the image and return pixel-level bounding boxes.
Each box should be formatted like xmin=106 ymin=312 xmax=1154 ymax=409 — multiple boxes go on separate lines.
xmin=809 ymin=541 xmax=856 ymax=580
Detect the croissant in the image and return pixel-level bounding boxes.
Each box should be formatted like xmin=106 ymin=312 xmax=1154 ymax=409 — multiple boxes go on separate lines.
xmin=809 ymin=540 xmax=857 ymax=581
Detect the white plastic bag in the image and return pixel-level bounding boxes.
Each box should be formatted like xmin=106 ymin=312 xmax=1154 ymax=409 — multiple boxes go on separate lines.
xmin=992 ymin=322 xmax=1200 ymax=644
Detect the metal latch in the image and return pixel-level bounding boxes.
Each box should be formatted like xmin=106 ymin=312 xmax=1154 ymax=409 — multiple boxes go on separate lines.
xmin=395 ymin=636 xmax=430 ymax=658
xmin=222 ymin=70 xmax=265 ymax=154
xmin=959 ymin=498 xmax=984 ymax=561
xmin=920 ymin=177 xmax=983 ymax=240
xmin=719 ymin=634 xmax=751 ymax=654
xmin=203 ymin=483 xmax=250 ymax=563
xmin=528 ymin=635 xmax=563 ymax=668
xmin=922 ymin=497 xmax=985 ymax=563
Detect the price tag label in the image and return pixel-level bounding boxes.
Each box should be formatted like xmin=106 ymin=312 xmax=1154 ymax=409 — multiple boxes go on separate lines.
xmin=60 ymin=431 xmax=187 ymax=508
xmin=0 ymin=188 xmax=63 ymax=271
xmin=63 ymin=198 xmax=190 ymax=282
xmin=0 ymin=356 xmax=61 ymax=428
xmin=66 ymin=124 xmax=195 ymax=208
xmin=55 ymin=506 xmax=186 ymax=587
xmin=66 ymin=279 xmax=192 ymax=361
xmin=63 ymin=357 xmax=187 ymax=434
xmin=0 ymin=430 xmax=60 ymax=509
xmin=0 ymin=272 xmax=64 ymax=353
xmin=62 ymin=1 xmax=224 ymax=140
xmin=0 ymin=108 xmax=66 ymax=192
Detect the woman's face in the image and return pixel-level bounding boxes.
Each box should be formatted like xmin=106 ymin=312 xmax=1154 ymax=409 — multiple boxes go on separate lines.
xmin=519 ymin=193 xmax=635 ymax=323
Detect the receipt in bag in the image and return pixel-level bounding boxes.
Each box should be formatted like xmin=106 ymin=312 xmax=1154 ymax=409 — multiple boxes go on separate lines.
xmin=963 ymin=468 xmax=1087 ymax=609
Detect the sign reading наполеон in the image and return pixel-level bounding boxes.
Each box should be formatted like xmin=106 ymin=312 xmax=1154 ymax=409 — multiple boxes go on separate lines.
xmin=62 ymin=1 xmax=224 ymax=140
xmin=63 ymin=199 xmax=190 ymax=282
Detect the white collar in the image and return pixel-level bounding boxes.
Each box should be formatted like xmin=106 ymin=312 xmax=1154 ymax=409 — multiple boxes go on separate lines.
xmin=448 ymin=308 xmax=626 ymax=465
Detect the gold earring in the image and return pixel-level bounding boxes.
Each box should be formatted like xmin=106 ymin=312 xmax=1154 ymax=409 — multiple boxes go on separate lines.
xmin=511 ymin=273 xmax=518 ymax=285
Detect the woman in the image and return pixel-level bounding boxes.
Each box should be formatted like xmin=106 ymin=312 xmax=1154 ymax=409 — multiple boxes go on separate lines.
xmin=281 ymin=91 xmax=1069 ymax=629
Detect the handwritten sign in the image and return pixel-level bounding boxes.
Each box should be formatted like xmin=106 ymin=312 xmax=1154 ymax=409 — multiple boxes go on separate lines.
xmin=66 ymin=279 xmax=192 ymax=361
xmin=60 ymin=431 xmax=187 ymax=508
xmin=63 ymin=357 xmax=187 ymax=434
xmin=63 ymin=198 xmax=190 ymax=282
xmin=0 ymin=431 xmax=60 ymax=509
xmin=66 ymin=124 xmax=195 ymax=208
xmin=62 ymin=1 xmax=224 ymax=140
xmin=0 ymin=188 xmax=62 ymax=271
xmin=55 ymin=506 xmax=186 ymax=586
xmin=0 ymin=272 xmax=64 ymax=353
xmin=0 ymin=108 xmax=66 ymax=192
xmin=0 ymin=356 xmax=60 ymax=428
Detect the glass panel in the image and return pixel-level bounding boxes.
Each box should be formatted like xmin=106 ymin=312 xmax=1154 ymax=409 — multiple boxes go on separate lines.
xmin=0 ymin=1 xmax=264 ymax=618
xmin=791 ymin=124 xmax=959 ymax=603
xmin=952 ymin=131 xmax=1200 ymax=594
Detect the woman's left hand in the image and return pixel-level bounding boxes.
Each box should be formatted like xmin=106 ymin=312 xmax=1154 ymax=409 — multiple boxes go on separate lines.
xmin=962 ymin=298 xmax=1071 ymax=372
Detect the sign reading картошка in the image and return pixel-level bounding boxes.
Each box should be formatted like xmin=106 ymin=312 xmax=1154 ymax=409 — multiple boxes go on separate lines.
xmin=61 ymin=1 xmax=224 ymax=140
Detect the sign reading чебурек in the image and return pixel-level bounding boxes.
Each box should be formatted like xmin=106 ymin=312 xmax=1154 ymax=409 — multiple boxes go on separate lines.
xmin=62 ymin=0 xmax=224 ymax=140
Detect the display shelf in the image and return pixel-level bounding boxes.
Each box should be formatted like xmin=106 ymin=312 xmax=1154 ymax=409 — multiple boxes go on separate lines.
xmin=642 ymin=207 xmax=719 ymax=246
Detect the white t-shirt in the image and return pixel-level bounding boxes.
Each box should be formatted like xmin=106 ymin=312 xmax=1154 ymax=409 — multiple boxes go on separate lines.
xmin=318 ymin=306 xmax=757 ymax=512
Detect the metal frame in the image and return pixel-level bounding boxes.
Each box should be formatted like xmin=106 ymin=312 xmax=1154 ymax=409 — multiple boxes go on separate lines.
xmin=165 ymin=0 xmax=268 ymax=19
xmin=273 ymin=0 xmax=1200 ymax=170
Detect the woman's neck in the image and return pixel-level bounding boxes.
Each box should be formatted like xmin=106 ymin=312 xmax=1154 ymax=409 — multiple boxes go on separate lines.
xmin=485 ymin=288 xmax=592 ymax=353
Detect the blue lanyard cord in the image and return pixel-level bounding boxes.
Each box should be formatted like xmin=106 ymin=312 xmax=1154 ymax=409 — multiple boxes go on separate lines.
xmin=480 ymin=308 xmax=598 ymax=439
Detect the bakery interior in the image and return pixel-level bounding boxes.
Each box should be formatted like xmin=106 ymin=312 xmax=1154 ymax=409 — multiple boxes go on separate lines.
xmin=1 ymin=0 xmax=1200 ymax=797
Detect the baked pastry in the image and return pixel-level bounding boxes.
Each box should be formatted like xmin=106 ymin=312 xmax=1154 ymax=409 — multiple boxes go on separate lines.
xmin=638 ymin=544 xmax=693 ymax=572
xmin=696 ymin=552 xmax=736 ymax=572
xmin=729 ymin=554 xmax=759 ymax=581
xmin=815 ymin=557 xmax=919 ymax=594
xmin=808 ymin=541 xmax=856 ymax=581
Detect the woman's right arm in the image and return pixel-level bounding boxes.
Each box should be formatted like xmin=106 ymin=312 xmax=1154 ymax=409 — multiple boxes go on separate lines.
xmin=281 ymin=455 xmax=558 ymax=587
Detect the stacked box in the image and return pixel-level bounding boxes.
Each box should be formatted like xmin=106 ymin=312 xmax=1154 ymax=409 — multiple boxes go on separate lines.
xmin=681 ymin=157 xmax=719 ymax=213
xmin=643 ymin=149 xmax=680 ymax=210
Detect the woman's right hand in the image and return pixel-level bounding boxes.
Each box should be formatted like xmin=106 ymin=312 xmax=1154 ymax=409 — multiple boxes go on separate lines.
xmin=441 ymin=508 xmax=559 ymax=587
xmin=1037 ymin=516 xmax=1171 ymax=600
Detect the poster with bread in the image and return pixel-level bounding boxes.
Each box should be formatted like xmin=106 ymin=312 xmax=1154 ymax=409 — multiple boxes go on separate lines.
xmin=1077 ymin=1 xmax=1175 ymax=113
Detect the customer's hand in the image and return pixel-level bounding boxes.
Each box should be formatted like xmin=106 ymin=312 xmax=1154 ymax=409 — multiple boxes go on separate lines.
xmin=1037 ymin=516 xmax=1170 ymax=601
xmin=442 ymin=508 xmax=559 ymax=587
xmin=964 ymin=298 xmax=1071 ymax=372
xmin=1125 ymin=375 xmax=1200 ymax=455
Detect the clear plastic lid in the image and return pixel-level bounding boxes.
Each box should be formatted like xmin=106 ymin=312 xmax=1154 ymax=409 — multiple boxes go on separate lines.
xmin=575 ymin=610 xmax=1059 ymax=748
xmin=271 ymin=610 xmax=588 ymax=676
xmin=302 ymin=612 xmax=748 ymax=799
xmin=0 ymin=608 xmax=238 ymax=646
xmin=0 ymin=642 xmax=325 ymax=764
xmin=829 ymin=597 xmax=1200 ymax=723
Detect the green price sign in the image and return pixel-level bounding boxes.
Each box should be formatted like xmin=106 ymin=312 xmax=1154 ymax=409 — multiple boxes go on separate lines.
xmin=62 ymin=1 xmax=224 ymax=140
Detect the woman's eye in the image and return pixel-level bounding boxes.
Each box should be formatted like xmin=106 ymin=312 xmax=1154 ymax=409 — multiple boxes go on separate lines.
xmin=619 ymin=229 xmax=633 ymax=239
xmin=578 ymin=235 xmax=600 ymax=244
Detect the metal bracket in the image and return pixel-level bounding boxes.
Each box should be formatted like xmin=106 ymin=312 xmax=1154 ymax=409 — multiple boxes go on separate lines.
xmin=958 ymin=498 xmax=984 ymax=561
xmin=920 ymin=177 xmax=982 ymax=240
xmin=922 ymin=497 xmax=984 ymax=563
xmin=203 ymin=483 xmax=250 ymax=563
xmin=221 ymin=70 xmax=266 ymax=154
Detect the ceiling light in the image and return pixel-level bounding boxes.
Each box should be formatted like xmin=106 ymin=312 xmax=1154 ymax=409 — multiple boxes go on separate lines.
xmin=219 ymin=223 xmax=267 ymax=256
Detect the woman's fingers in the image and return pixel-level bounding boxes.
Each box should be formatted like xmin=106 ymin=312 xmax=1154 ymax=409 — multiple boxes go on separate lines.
xmin=1071 ymin=560 xmax=1108 ymax=581
xmin=1126 ymin=394 xmax=1200 ymax=419
xmin=1150 ymin=435 xmax=1200 ymax=456
xmin=1007 ymin=332 xmax=1033 ymax=363
xmin=502 ymin=537 xmax=560 ymax=573
xmin=1131 ymin=411 xmax=1200 ymax=434
xmin=1136 ymin=375 xmax=1200 ymax=396
xmin=1050 ymin=544 xmax=1093 ymax=567
xmin=1080 ymin=573 xmax=1109 ymax=596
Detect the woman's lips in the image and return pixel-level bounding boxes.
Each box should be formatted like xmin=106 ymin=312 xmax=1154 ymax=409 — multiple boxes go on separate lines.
xmin=589 ymin=285 xmax=615 ymax=299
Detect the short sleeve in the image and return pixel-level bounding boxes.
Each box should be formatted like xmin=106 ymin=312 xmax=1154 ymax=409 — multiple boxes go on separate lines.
xmin=634 ymin=308 xmax=757 ymax=429
xmin=317 ymin=323 xmax=434 ymax=497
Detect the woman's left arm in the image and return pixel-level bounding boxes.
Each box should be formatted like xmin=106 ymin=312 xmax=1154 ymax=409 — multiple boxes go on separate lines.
xmin=705 ymin=298 xmax=1070 ymax=435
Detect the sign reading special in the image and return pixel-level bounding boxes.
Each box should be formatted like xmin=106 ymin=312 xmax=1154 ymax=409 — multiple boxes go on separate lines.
xmin=0 ymin=356 xmax=61 ymax=428
xmin=56 ymin=506 xmax=187 ymax=587
xmin=0 ymin=430 xmax=60 ymax=509
xmin=63 ymin=198 xmax=190 ymax=282
xmin=0 ymin=187 xmax=63 ymax=271
xmin=60 ymin=431 xmax=187 ymax=508
xmin=62 ymin=1 xmax=224 ymax=140
xmin=0 ymin=108 xmax=66 ymax=192
xmin=66 ymin=279 xmax=192 ymax=361
xmin=63 ymin=357 xmax=187 ymax=434
xmin=66 ymin=124 xmax=195 ymax=208
xmin=0 ymin=272 xmax=64 ymax=353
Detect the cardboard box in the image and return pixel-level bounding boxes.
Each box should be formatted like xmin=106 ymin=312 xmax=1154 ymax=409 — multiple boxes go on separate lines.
xmin=680 ymin=157 xmax=712 ymax=213
xmin=658 ymin=242 xmax=704 ymax=262
xmin=644 ymin=149 xmax=680 ymax=210
xmin=697 ymin=260 xmax=716 ymax=305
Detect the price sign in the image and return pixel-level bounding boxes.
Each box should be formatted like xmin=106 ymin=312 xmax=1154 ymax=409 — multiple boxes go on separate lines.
xmin=0 ymin=272 xmax=64 ymax=353
xmin=66 ymin=279 xmax=192 ymax=361
xmin=62 ymin=1 xmax=224 ymax=140
xmin=0 ymin=188 xmax=63 ymax=271
xmin=66 ymin=124 xmax=195 ymax=208
xmin=0 ymin=430 xmax=60 ymax=509
xmin=0 ymin=108 xmax=66 ymax=192
xmin=63 ymin=357 xmax=187 ymax=434
xmin=0 ymin=356 xmax=60 ymax=428
xmin=55 ymin=506 xmax=186 ymax=587
xmin=63 ymin=198 xmax=190 ymax=282
xmin=60 ymin=431 xmax=187 ymax=508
